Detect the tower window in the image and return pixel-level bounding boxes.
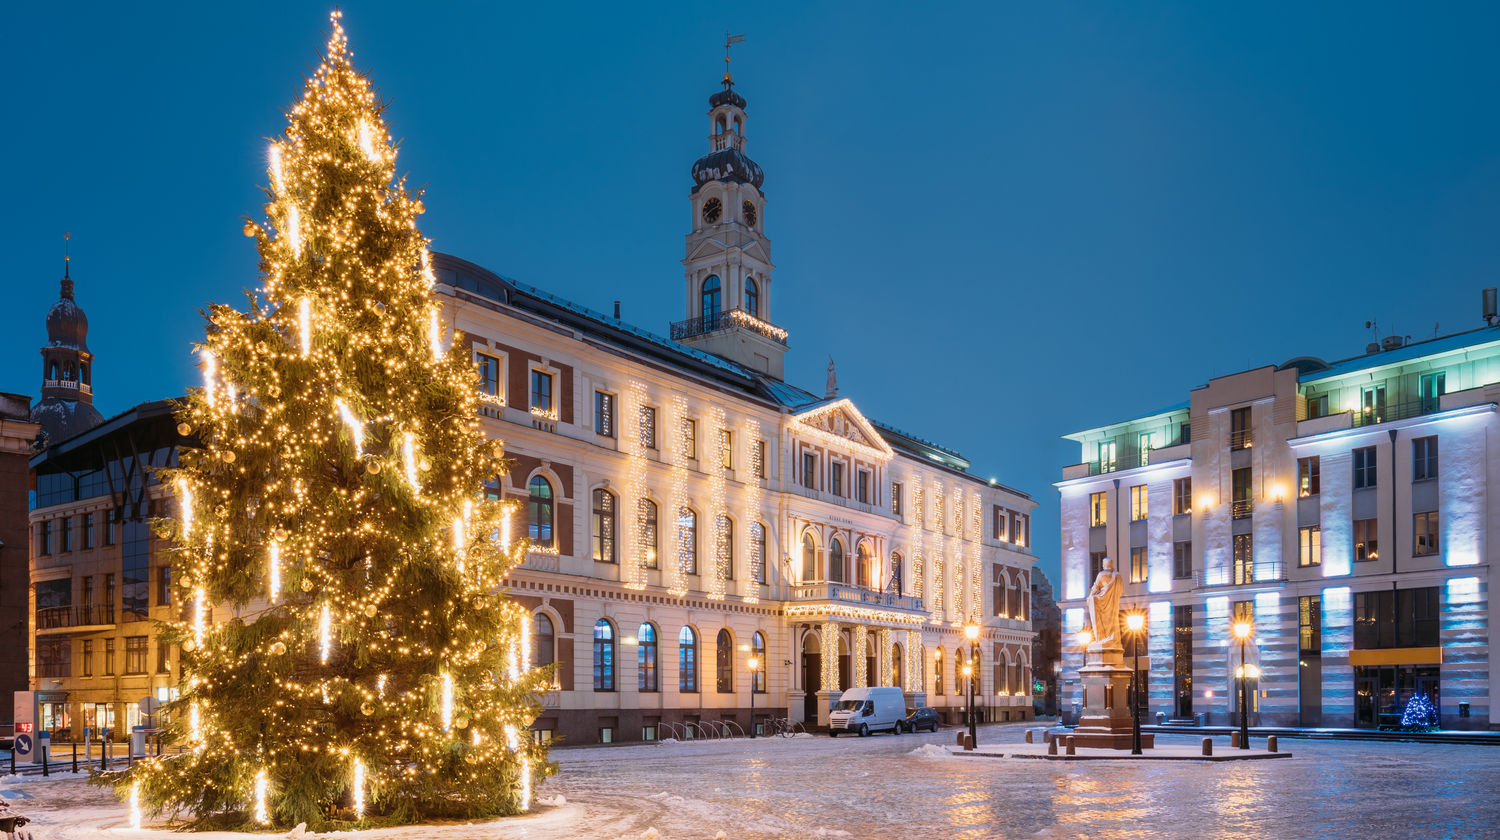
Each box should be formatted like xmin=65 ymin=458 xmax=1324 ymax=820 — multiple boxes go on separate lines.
xmin=701 ymin=275 xmax=721 ymax=322
xmin=745 ymin=278 xmax=759 ymax=316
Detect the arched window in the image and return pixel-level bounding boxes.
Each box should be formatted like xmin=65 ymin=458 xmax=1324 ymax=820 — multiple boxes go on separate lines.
xmin=678 ymin=626 xmax=699 ymax=693
xmin=592 ymin=488 xmax=616 ymax=563
xmin=891 ymin=643 xmax=904 ymax=690
xmin=744 ymin=278 xmax=759 ymax=316
xmin=716 ymin=628 xmax=733 ymax=693
xmin=856 ymin=543 xmax=872 ymax=588
xmin=678 ymin=507 xmax=698 ymax=575
xmin=638 ymin=622 xmax=659 ymax=692
xmin=701 ymin=275 xmax=721 ymax=322
xmin=640 ymin=498 xmax=659 ymax=569
xmin=891 ymin=552 xmax=904 ymax=595
xmin=829 ymin=540 xmax=846 ymax=584
xmin=801 ymin=533 xmax=817 ymax=583
xmin=750 ymin=522 xmax=767 ymax=584
xmin=751 ymin=631 xmax=767 ymax=693
xmin=933 ymin=648 xmax=945 ymax=696
xmin=80 ymin=362 xmax=89 ymax=385
xmin=717 ymin=515 xmax=734 ymax=581
xmin=593 ymin=619 xmax=615 ymax=692
xmin=533 ymin=613 xmax=555 ymax=669
xmin=527 ymin=476 xmax=554 ymax=548
xmin=954 ymin=647 xmax=968 ymax=696
xmin=970 ymin=644 xmax=983 ymax=695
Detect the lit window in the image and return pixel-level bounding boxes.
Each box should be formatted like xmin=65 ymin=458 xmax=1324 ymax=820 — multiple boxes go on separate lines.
xmin=1130 ymin=485 xmax=1148 ymax=521
xmin=1089 ymin=492 xmax=1107 ymax=527
xmin=527 ymin=476 xmax=554 ymax=548
xmin=1299 ymin=526 xmax=1321 ymax=567
xmin=529 ymin=369 xmax=553 ymax=414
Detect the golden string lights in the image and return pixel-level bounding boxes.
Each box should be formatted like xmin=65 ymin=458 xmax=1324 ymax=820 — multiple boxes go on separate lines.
xmin=742 ymin=417 xmax=762 ymax=602
xmin=624 ymin=380 xmax=650 ymax=590
xmin=122 ymin=11 xmax=551 ymax=827
xmin=707 ymin=406 xmax=728 ymax=600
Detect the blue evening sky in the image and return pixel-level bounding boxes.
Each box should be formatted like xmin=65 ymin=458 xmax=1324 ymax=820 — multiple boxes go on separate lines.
xmin=4 ymin=2 xmax=1500 ymax=586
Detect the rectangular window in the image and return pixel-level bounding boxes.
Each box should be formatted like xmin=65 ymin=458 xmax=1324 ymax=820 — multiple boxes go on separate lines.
xmin=1299 ymin=595 xmax=1322 ymax=654
xmin=1173 ymin=478 xmax=1191 ymax=515
xmin=1097 ymin=440 xmax=1117 ymax=472
xmin=1361 ymin=384 xmax=1387 ymax=424
xmin=81 ymin=512 xmax=94 ymax=549
xmin=720 ymin=429 xmax=733 ymax=470
xmin=61 ymin=516 xmax=72 ymax=552
xmin=476 ymin=353 xmax=501 ymax=398
xmin=1412 ymin=436 xmax=1438 ymax=482
xmin=36 ymin=637 xmax=70 ymax=678
xmin=1089 ymin=491 xmax=1107 ymax=527
xmin=1299 ymin=526 xmax=1322 ymax=567
xmin=592 ymin=490 xmax=616 ymax=564
xmin=1419 ymin=372 xmax=1447 ymax=412
xmin=1130 ymin=485 xmax=1148 ymax=521
xmin=1129 ymin=546 xmax=1147 ymax=584
xmin=994 ymin=506 xmax=1008 ymax=541
xmin=1353 ymin=446 xmax=1377 ymax=489
xmin=1089 ymin=551 xmax=1105 ymax=586
xmin=594 ymin=391 xmax=615 ymax=437
xmin=755 ymin=440 xmax=767 ymax=478
xmin=642 ymin=406 xmax=657 ymax=449
xmin=1354 ymin=517 xmax=1379 ymax=562
xmin=1230 ymin=468 xmax=1252 ymax=520
xmin=1019 ymin=514 xmax=1030 ymax=547
xmin=1230 ymin=407 xmax=1252 ymax=449
xmin=830 ymin=462 xmax=845 ymax=496
xmin=1138 ymin=432 xmax=1155 ymax=465
xmin=529 ymin=369 xmax=553 ymax=414
xmin=1413 ymin=511 xmax=1440 ymax=556
xmin=892 ymin=483 xmax=904 ymax=516
xmin=125 ymin=636 xmax=148 ymax=674
xmin=1306 ymin=393 xmax=1329 ymax=419
xmin=1355 ymin=587 xmax=1439 ymax=649
xmin=157 ymin=641 xmax=171 ymax=674
xmin=104 ymin=638 xmax=115 ymax=676
xmin=82 ymin=640 xmax=94 ymax=677
xmin=855 ymin=469 xmax=870 ymax=504
xmin=802 ymin=452 xmax=818 ymax=490
xmin=105 ymin=508 xmax=118 ymax=546
xmin=122 ymin=518 xmax=149 ymax=622
xmin=1233 ymin=599 xmax=1253 ymax=625
xmin=685 ymin=418 xmax=697 ymax=460
xmin=1173 ymin=540 xmax=1192 ymax=579
xmin=156 ymin=566 xmax=172 ymax=606
xmin=1298 ymin=456 xmax=1320 ymax=497
xmin=1232 ymin=534 xmax=1253 ymax=584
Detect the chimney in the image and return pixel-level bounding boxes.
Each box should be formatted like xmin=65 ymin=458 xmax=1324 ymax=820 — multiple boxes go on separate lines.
xmin=1484 ymin=288 xmax=1497 ymax=326
xmin=613 ymin=300 xmax=621 ymax=319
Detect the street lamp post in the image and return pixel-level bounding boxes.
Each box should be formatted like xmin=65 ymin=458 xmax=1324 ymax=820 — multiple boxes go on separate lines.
xmin=964 ymin=622 xmax=980 ymax=747
xmin=1233 ymin=620 xmax=1253 ymax=750
xmin=748 ymin=656 xmax=760 ymax=738
xmin=1125 ymin=612 xmax=1146 ymax=755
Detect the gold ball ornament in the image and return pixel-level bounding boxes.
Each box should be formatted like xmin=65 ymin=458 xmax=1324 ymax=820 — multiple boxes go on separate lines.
xmin=419 ymin=459 xmax=431 ymax=472
xmin=221 ymin=450 xmax=236 ymax=463
xmin=365 ymin=458 xmax=381 ymax=475
xmin=364 ymin=604 xmax=378 ymax=618
xmin=361 ymin=702 xmax=375 ymax=716
xmin=454 ymin=716 xmax=469 ymax=730
xmin=270 ymin=641 xmax=287 ymax=656
xmin=269 ymin=384 xmax=281 ymax=398
xmin=301 ymin=578 xmax=314 ymax=592
xmin=275 ymin=527 xmax=289 ymax=541
xmin=243 ymin=221 xmax=258 ymax=237
xmin=183 ymin=640 xmax=197 ymax=653
xmin=413 ymin=200 xmax=426 ymax=214
xmin=177 ymin=422 xmax=192 ymax=436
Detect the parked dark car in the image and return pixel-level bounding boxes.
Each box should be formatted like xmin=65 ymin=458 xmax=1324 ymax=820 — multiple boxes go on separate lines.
xmin=905 ymin=707 xmax=939 ymax=733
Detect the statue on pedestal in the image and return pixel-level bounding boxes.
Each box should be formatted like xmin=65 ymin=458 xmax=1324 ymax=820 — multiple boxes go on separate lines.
xmin=1086 ymin=556 xmax=1123 ymax=650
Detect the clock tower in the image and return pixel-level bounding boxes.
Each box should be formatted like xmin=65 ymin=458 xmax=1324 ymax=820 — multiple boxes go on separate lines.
xmin=671 ymin=69 xmax=787 ymax=379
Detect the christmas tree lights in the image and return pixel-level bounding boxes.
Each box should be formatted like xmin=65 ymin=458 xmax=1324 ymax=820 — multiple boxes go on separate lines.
xmin=108 ymin=12 xmax=552 ymax=828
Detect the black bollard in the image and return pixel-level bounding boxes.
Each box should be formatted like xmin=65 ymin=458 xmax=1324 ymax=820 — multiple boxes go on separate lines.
xmin=100 ymin=737 xmax=107 ymax=771
xmin=41 ymin=745 xmax=49 ymax=777
xmin=73 ymin=741 xmax=79 ymax=773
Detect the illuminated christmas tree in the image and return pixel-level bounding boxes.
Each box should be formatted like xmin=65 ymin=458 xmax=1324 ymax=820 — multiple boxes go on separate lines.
xmin=1401 ymin=692 xmax=1439 ymax=731
xmin=109 ymin=12 xmax=552 ymax=828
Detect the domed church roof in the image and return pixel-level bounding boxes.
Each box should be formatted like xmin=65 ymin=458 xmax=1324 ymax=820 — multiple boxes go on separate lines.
xmin=46 ymin=272 xmax=90 ymax=351
xmin=691 ymin=148 xmax=764 ymax=191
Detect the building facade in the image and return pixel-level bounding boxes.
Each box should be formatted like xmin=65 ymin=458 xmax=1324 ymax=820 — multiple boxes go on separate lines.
xmin=435 ymin=75 xmax=1038 ymax=744
xmin=1058 ymin=314 xmax=1500 ymax=730
xmin=0 ymin=394 xmax=41 ymax=727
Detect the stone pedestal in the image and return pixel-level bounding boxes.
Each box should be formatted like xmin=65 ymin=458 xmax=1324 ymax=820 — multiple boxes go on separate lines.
xmin=1072 ymin=645 xmax=1154 ymax=750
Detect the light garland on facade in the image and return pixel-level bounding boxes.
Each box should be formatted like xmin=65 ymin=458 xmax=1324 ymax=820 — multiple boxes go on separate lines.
xmin=707 ymin=406 xmax=728 ymax=600
xmin=790 ymin=399 xmax=894 ymax=462
xmin=786 ymin=603 xmax=928 ymax=627
xmin=906 ymin=629 xmax=920 ymax=691
xmin=880 ymin=627 xmax=892 ymax=688
xmin=667 ymin=394 xmax=690 ymax=596
xmin=742 ymin=417 xmax=762 ymax=602
xmin=853 ymin=625 xmax=868 ymax=688
xmin=624 ymin=380 xmax=649 ymax=590
xmin=820 ymin=622 xmax=840 ymax=691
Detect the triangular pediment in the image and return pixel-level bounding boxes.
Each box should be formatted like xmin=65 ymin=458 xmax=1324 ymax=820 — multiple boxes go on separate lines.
xmin=792 ymin=398 xmax=894 ymax=461
xmin=685 ymin=235 xmax=772 ymax=267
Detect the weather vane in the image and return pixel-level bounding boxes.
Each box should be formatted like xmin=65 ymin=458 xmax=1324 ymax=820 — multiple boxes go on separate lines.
xmin=723 ymin=31 xmax=745 ymax=87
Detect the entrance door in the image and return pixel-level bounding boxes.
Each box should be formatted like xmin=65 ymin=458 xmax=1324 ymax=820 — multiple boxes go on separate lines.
xmin=1354 ymin=672 xmax=1379 ymax=728
xmin=802 ymin=652 xmax=821 ymax=722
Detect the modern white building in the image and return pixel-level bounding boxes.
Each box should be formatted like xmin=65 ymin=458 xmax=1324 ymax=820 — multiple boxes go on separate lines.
xmin=1058 ymin=312 xmax=1500 ymax=729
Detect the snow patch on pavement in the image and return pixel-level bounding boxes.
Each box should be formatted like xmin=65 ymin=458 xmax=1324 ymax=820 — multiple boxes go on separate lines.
xmin=907 ymin=744 xmax=954 ymax=759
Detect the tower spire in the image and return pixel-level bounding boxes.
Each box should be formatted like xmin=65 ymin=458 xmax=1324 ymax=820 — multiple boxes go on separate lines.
xmin=61 ymin=231 xmax=73 ymax=298
xmin=723 ymin=31 xmax=744 ymax=88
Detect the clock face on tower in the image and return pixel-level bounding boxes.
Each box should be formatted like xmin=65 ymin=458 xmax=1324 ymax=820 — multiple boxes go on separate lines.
xmin=742 ymin=201 xmax=757 ymax=227
xmin=702 ymin=197 xmax=722 ymax=224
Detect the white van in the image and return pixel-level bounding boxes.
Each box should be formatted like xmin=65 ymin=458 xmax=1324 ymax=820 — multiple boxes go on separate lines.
xmin=828 ymin=686 xmax=907 ymax=737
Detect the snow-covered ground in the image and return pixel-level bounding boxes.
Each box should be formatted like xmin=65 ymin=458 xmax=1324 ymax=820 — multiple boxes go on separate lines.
xmin=10 ymin=723 xmax=1500 ymax=839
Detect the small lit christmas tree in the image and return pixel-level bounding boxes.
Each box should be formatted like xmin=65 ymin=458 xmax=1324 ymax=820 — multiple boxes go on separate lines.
xmin=107 ymin=12 xmax=552 ymax=828
xmin=1401 ymin=692 xmax=1439 ymax=732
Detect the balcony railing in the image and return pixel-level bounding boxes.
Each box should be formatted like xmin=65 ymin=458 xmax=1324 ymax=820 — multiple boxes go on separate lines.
xmin=792 ymin=582 xmax=925 ymax=613
xmin=670 ymin=308 xmax=788 ymax=346
xmin=43 ymin=378 xmax=93 ymax=395
xmin=36 ymin=604 xmax=115 ymax=630
xmin=1351 ymin=399 xmax=1445 ymax=428
xmin=1193 ymin=561 xmax=1285 ymax=588
xmin=1230 ymin=499 xmax=1254 ymax=520
xmin=1229 ymin=429 xmax=1253 ymax=450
